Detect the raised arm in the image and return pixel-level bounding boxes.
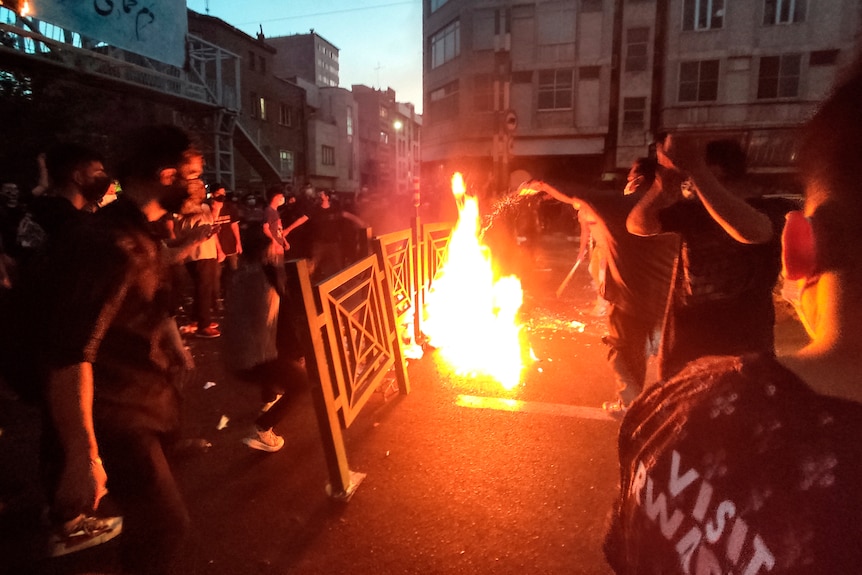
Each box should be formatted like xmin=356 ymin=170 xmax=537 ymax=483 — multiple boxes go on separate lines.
xmin=658 ymin=135 xmax=772 ymax=244
xmin=518 ymin=179 xmax=583 ymax=209
xmin=626 ymin=170 xmax=681 ymax=237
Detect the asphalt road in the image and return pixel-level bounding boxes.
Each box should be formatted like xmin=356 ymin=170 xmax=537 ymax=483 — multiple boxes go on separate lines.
xmin=0 ymin=232 xmax=807 ymax=575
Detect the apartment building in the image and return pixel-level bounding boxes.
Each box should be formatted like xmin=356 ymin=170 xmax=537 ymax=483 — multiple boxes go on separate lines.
xmin=422 ymin=0 xmax=861 ymax=192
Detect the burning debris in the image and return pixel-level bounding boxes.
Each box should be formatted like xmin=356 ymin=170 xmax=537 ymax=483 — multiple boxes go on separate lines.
xmin=421 ymin=174 xmax=534 ymax=390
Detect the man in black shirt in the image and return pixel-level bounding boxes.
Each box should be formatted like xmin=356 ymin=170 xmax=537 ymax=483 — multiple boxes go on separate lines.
xmin=606 ymin=59 xmax=862 ymax=575
xmin=42 ymin=125 xmax=200 ymax=575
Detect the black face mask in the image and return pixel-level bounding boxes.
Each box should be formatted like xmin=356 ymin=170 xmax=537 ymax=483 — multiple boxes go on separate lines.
xmin=81 ymin=175 xmax=113 ymax=204
xmin=158 ymin=177 xmax=192 ymax=214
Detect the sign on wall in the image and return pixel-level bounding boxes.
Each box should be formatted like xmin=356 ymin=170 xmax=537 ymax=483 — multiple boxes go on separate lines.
xmin=35 ymin=0 xmax=187 ymax=67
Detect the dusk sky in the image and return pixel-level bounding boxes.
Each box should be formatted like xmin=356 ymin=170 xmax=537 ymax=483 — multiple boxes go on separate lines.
xmin=186 ymin=0 xmax=424 ymax=113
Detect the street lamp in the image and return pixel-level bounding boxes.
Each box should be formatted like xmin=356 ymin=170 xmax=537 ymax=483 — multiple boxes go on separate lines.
xmin=393 ymin=119 xmax=403 ymax=131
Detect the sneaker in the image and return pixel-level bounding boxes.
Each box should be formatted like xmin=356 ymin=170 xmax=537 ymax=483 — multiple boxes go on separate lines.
xmin=602 ymin=399 xmax=628 ymax=418
xmin=49 ymin=514 xmax=123 ymax=557
xmin=243 ymin=427 xmax=284 ymax=452
xmin=196 ymin=326 xmax=221 ymax=338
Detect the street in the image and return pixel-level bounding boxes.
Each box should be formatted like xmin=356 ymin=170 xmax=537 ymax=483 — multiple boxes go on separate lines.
xmin=0 ymin=232 xmax=807 ymax=575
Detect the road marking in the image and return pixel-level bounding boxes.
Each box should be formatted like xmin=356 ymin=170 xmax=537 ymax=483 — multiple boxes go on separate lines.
xmin=455 ymin=394 xmax=616 ymax=422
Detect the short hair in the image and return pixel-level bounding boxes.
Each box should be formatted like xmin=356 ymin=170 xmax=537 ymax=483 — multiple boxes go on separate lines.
xmin=209 ymin=182 xmax=227 ymax=195
xmin=115 ymin=125 xmax=200 ymax=187
xmin=46 ymin=142 xmax=104 ymax=187
xmin=705 ymin=139 xmax=747 ymax=180
xmin=265 ymin=185 xmax=285 ymax=202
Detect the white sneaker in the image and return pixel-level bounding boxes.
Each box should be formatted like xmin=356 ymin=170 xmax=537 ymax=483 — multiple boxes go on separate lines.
xmin=49 ymin=514 xmax=123 ymax=557
xmin=243 ymin=427 xmax=284 ymax=452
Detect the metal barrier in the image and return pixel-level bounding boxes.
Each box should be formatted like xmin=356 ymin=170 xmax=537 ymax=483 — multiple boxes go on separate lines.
xmin=292 ymin=217 xmax=454 ymax=500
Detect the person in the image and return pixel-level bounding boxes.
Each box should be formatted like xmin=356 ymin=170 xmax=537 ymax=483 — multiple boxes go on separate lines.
xmin=223 ymin=224 xmax=309 ymax=452
xmin=0 ymin=142 xmax=121 ymax=557
xmin=520 ymin=159 xmax=678 ymax=414
xmin=15 ymin=142 xmax=111 ymax=262
xmin=307 ymin=188 xmax=366 ymax=281
xmin=209 ymin=182 xmax=243 ymax=304
xmin=262 ymin=184 xmax=288 ymax=264
xmin=177 ymin=178 xmax=223 ymax=338
xmin=626 ymin=135 xmax=796 ymax=380
xmin=39 ymin=124 xmax=200 ymax=575
xmin=605 ymin=60 xmax=862 ymax=574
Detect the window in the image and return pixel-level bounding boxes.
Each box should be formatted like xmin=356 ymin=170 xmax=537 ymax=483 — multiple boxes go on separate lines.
xmin=430 ymin=0 xmax=449 ymax=12
xmin=258 ymin=96 xmax=267 ymax=121
xmin=757 ymin=54 xmax=801 ymax=99
xmin=260 ymin=56 xmax=266 ymax=74
xmin=682 ymin=0 xmax=724 ymax=31
xmin=248 ymin=50 xmax=256 ymax=71
xmin=430 ymin=20 xmax=460 ymax=69
xmin=346 ymin=108 xmax=354 ymax=138
xmin=321 ymin=145 xmax=335 ymax=166
xmin=537 ymin=69 xmax=574 ymax=110
xmin=763 ymin=0 xmax=805 ymax=25
xmin=279 ymin=150 xmax=294 ymax=178
xmin=473 ymin=73 xmax=494 ymax=111
xmin=279 ymin=104 xmax=293 ymax=127
xmin=379 ymin=106 xmax=388 ymax=119
xmin=250 ymin=91 xmax=258 ymax=118
xmin=622 ymin=97 xmax=647 ymax=132
xmin=678 ymin=60 xmax=719 ymax=102
xmin=625 ymin=27 xmax=649 ymax=72
xmin=379 ymin=131 xmax=389 ymax=144
xmin=429 ymin=80 xmax=459 ymax=121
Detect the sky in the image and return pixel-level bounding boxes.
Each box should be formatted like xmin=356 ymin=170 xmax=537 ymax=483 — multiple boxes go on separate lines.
xmin=186 ymin=0 xmax=424 ymax=113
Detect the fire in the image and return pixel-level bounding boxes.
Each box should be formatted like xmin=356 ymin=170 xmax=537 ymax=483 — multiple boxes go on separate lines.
xmin=422 ymin=173 xmax=529 ymax=390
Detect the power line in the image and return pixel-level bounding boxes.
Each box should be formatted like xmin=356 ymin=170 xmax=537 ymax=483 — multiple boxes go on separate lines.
xmin=235 ymin=1 xmax=415 ymax=27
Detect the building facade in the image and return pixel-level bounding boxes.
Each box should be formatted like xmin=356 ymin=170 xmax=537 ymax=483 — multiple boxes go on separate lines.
xmin=188 ymin=11 xmax=307 ymax=193
xmin=267 ymin=32 xmax=340 ymax=88
xmin=422 ymin=0 xmax=861 ymax=193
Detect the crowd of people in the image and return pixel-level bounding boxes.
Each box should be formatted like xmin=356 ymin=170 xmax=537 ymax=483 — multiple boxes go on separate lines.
xmin=0 ymin=128 xmax=370 ymax=573
xmin=2 ymin=55 xmax=862 ymax=574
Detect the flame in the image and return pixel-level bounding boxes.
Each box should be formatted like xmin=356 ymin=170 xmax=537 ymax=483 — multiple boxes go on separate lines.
xmin=422 ymin=173 xmax=528 ymax=390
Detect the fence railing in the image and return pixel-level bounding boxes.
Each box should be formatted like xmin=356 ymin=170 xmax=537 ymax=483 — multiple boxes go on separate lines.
xmin=292 ymin=216 xmax=454 ymax=499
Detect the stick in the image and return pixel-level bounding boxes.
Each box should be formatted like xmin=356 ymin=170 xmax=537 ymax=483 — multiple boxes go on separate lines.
xmin=555 ymin=257 xmax=583 ymax=298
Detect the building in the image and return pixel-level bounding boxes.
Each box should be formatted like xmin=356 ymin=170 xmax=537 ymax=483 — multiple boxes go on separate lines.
xmin=295 ymin=77 xmax=360 ymax=193
xmin=188 ymin=11 xmax=307 ymax=192
xmin=393 ymin=102 xmax=422 ymax=197
xmin=422 ymin=0 xmax=862 ymax=193
xmin=267 ymin=31 xmax=340 ymax=88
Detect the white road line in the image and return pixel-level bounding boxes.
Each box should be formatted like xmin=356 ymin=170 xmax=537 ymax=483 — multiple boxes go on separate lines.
xmin=455 ymin=395 xmax=616 ymax=422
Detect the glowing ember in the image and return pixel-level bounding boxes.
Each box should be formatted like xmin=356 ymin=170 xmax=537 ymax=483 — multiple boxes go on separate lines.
xmin=422 ymin=173 xmax=529 ymax=389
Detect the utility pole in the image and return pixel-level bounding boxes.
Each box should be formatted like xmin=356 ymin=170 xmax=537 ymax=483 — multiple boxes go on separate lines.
xmin=603 ymin=0 xmax=625 ymax=180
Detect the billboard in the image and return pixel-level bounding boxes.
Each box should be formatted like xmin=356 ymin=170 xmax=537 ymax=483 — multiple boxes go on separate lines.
xmin=34 ymin=0 xmax=187 ymax=68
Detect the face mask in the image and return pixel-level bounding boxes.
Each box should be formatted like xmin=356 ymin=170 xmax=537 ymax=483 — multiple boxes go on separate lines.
xmin=780 ymin=277 xmax=816 ymax=336
xmin=81 ymin=175 xmax=113 ymax=204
